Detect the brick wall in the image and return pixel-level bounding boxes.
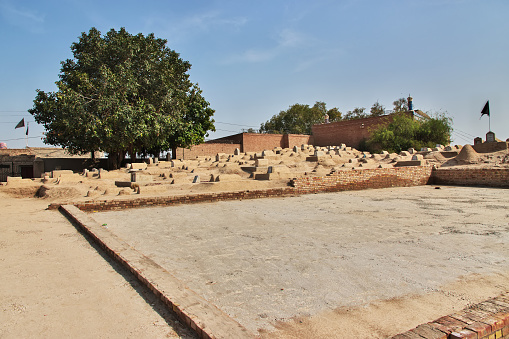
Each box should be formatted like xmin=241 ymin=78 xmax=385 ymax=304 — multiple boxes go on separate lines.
xmin=311 ymin=114 xmax=395 ymax=148
xmin=433 ymin=167 xmax=509 ymax=188
xmin=391 ymin=293 xmax=509 ymax=339
xmin=173 ymin=143 xmax=241 ymax=160
xmin=291 ymin=166 xmax=433 ymax=194
xmin=241 ymin=133 xmax=285 ymax=152
xmin=284 ymin=134 xmax=314 ymax=149
xmin=173 ymin=133 xmax=314 ymax=159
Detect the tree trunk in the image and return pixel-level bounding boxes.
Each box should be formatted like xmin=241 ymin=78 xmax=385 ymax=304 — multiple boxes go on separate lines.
xmin=107 ymin=151 xmax=125 ymax=170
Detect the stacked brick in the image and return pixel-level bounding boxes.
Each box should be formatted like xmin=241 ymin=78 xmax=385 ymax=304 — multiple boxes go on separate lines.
xmin=48 ymin=187 xmax=297 ymax=211
xmin=392 ymin=292 xmax=509 ymax=339
xmin=291 ymin=166 xmax=433 ymax=194
xmin=172 ymin=143 xmax=241 ymax=160
xmin=433 ymin=168 xmax=509 ymax=188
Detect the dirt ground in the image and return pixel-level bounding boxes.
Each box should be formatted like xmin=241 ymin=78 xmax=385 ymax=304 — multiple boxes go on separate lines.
xmin=0 ymin=191 xmax=197 ymax=339
xmin=93 ymin=185 xmax=509 ymax=338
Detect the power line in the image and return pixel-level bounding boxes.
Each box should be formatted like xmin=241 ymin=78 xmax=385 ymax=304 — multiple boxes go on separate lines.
xmin=215 ymin=121 xmax=259 ymax=128
xmin=1 ymin=135 xmax=43 ymax=142
xmin=453 ymin=128 xmax=476 ymax=138
xmin=0 ymin=121 xmax=36 ymax=124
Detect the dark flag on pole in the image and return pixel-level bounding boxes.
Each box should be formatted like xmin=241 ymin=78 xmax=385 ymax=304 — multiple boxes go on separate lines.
xmin=15 ymin=118 xmax=25 ymax=129
xmin=481 ymin=100 xmax=490 ymax=117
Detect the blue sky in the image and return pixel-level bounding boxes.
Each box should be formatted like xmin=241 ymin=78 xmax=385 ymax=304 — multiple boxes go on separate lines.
xmin=1 ymin=0 xmax=507 ymax=149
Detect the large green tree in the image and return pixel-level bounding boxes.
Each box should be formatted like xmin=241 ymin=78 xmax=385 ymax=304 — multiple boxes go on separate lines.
xmin=29 ymin=27 xmax=215 ymax=169
xmin=259 ymin=101 xmax=341 ymax=135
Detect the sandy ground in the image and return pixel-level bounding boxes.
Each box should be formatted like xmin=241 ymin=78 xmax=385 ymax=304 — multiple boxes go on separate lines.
xmin=0 ymin=191 xmax=197 ymax=339
xmin=93 ymin=185 xmax=509 ymax=338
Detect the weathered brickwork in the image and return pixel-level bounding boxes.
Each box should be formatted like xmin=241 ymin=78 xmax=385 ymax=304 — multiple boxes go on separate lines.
xmin=311 ymin=114 xmax=395 ymax=149
xmin=391 ymin=292 xmax=509 ymax=339
xmin=291 ymin=166 xmax=433 ymax=194
xmin=173 ymin=143 xmax=241 ymax=160
xmin=173 ymin=133 xmax=314 ymax=160
xmin=284 ymin=134 xmax=314 ymax=149
xmin=433 ymin=168 xmax=509 ymax=188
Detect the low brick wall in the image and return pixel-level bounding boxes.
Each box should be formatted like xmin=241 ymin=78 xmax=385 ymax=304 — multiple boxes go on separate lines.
xmin=433 ymin=167 xmax=509 ymax=188
xmin=173 ymin=143 xmax=241 ymax=160
xmin=291 ymin=166 xmax=433 ymax=194
xmin=49 ymin=187 xmax=297 ymax=211
xmin=392 ymin=293 xmax=509 ymax=339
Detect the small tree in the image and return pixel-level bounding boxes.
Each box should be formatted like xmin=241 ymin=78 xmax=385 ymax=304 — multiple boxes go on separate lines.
xmin=29 ymin=27 xmax=215 ymax=169
xmin=370 ymin=101 xmax=385 ymax=117
xmin=393 ymin=97 xmax=409 ymax=113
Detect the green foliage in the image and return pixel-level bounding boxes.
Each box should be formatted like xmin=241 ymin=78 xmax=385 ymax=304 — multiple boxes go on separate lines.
xmin=393 ymin=97 xmax=408 ymax=113
xmin=370 ymin=101 xmax=385 ymax=117
xmin=367 ymin=112 xmax=452 ymax=153
xmin=259 ymin=101 xmax=341 ymax=135
xmin=29 ymin=27 xmax=215 ymax=168
xmin=344 ymin=107 xmax=367 ymax=120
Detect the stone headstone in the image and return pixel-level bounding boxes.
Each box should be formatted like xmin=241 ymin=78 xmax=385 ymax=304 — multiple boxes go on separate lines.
xmin=486 ymin=131 xmax=495 ymax=143
xmin=192 ymin=175 xmax=200 ymax=183
xmin=255 ymin=158 xmax=269 ymax=167
xmin=234 ymin=148 xmax=241 ymax=155
xmin=293 ymin=146 xmax=299 ymax=152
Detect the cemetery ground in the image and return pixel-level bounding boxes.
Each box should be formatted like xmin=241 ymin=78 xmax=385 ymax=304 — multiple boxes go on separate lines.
xmin=2 ymin=184 xmax=509 ymax=338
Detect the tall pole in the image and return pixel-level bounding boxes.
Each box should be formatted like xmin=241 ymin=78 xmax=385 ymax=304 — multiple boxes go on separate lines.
xmin=25 ymin=121 xmax=29 ymax=148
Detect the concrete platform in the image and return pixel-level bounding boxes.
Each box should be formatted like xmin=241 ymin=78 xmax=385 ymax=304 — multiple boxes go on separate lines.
xmin=81 ymin=186 xmax=509 ymax=337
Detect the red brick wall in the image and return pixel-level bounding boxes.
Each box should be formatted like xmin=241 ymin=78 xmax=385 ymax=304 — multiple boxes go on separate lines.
xmin=173 ymin=143 xmax=241 ymax=160
xmin=291 ymin=166 xmax=433 ymax=193
xmin=241 ymin=133 xmax=285 ymax=152
xmin=312 ymin=114 xmax=394 ymax=148
xmin=432 ymin=167 xmax=509 ymax=187
xmin=284 ymin=134 xmax=314 ymax=149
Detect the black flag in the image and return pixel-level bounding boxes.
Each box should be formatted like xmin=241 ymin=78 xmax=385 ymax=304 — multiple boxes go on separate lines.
xmin=15 ymin=118 xmax=25 ymax=129
xmin=481 ymin=101 xmax=490 ymax=117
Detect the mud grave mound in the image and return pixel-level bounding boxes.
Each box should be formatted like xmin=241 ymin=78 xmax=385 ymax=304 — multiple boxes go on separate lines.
xmin=455 ymin=144 xmax=480 ymax=164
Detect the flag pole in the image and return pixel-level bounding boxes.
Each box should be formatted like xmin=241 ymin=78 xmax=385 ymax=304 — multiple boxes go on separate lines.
xmin=25 ymin=121 xmax=29 ymax=148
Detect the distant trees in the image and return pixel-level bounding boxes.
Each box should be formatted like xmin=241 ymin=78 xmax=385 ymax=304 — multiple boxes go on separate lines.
xmin=259 ymin=101 xmax=342 ymax=135
xmin=259 ymin=100 xmax=389 ymax=135
xmin=366 ymin=112 xmax=452 ymax=153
